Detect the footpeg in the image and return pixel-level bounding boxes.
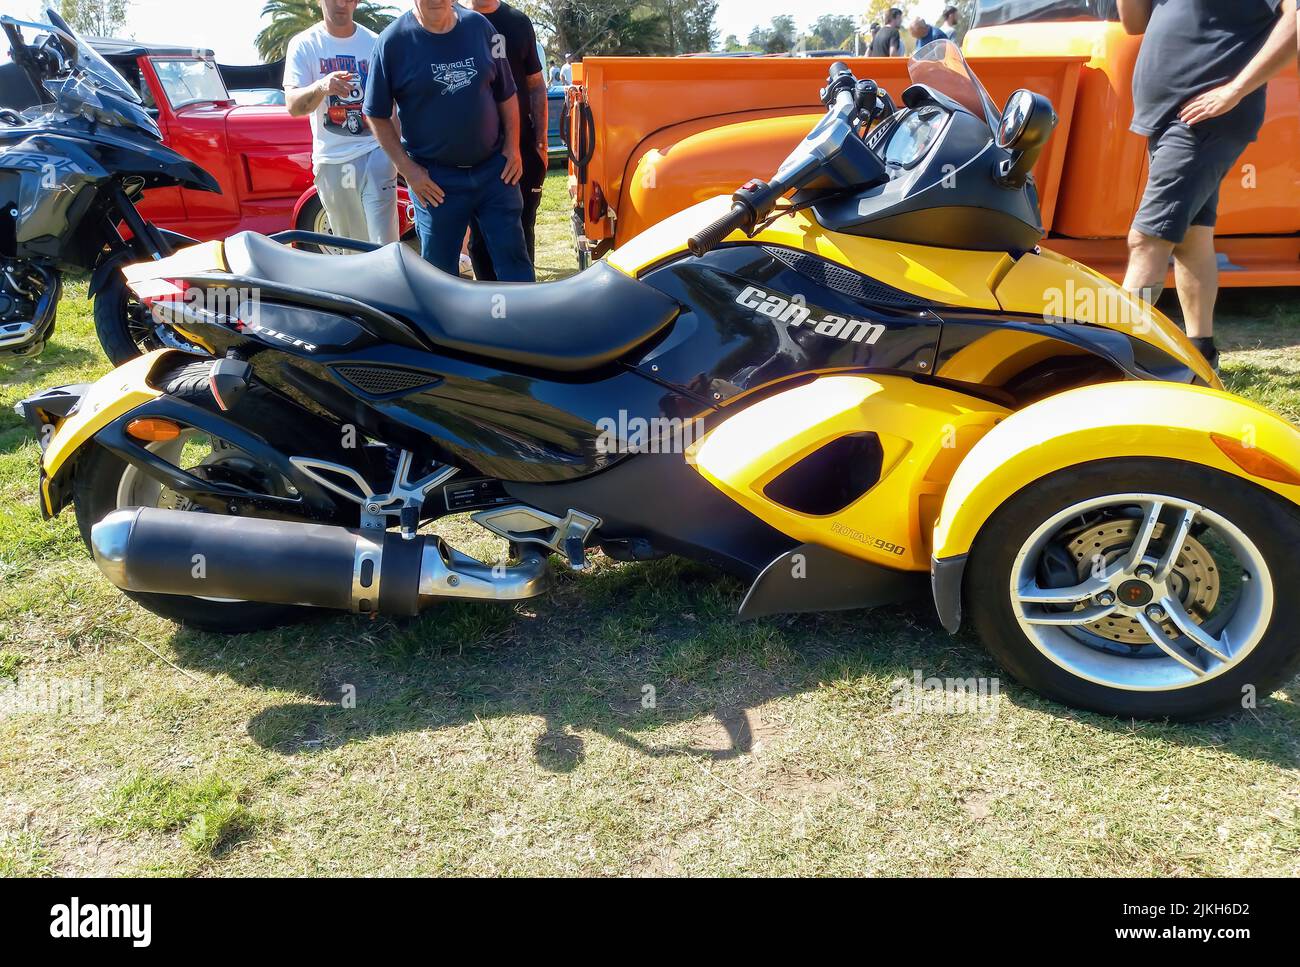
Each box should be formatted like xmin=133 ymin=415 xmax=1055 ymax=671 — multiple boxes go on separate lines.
xmin=564 ymin=535 xmax=586 ymax=570
xmin=472 ymin=504 xmax=600 ymax=570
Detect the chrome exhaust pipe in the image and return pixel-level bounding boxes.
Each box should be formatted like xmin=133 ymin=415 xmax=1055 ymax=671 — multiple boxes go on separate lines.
xmin=90 ymin=507 xmax=549 ymax=615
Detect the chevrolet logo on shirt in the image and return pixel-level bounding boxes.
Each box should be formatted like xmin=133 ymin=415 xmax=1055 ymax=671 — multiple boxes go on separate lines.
xmin=432 ymin=58 xmax=478 ymax=95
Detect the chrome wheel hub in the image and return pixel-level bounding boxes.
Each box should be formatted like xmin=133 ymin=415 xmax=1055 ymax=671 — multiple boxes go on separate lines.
xmin=1010 ymin=494 xmax=1272 ymax=691
xmin=1062 ymin=518 xmax=1220 ymax=645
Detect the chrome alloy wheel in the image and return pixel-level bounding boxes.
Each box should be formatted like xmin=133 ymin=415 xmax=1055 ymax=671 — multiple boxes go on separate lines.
xmin=1009 ymin=494 xmax=1273 ymax=691
xmin=311 ymin=204 xmax=349 ymax=257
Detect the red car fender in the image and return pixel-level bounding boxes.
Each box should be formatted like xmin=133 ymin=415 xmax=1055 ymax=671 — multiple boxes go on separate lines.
xmin=292 ymin=183 xmax=416 ymax=238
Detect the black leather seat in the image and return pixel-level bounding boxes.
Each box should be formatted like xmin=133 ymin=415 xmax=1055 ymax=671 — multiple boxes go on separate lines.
xmin=224 ymin=232 xmax=680 ymax=372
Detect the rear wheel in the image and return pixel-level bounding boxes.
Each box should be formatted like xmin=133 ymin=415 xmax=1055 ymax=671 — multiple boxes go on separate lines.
xmin=72 ymin=360 xmax=347 ymax=633
xmin=967 ymin=459 xmax=1300 ymax=720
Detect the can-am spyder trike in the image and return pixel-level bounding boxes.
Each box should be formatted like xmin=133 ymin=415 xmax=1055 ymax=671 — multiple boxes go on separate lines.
xmin=18 ymin=39 xmax=1300 ymax=720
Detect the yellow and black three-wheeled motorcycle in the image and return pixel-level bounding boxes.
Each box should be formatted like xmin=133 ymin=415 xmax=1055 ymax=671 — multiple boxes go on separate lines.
xmin=18 ymin=41 xmax=1300 ymax=719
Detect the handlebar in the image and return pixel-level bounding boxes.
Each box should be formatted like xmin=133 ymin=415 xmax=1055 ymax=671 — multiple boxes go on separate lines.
xmin=687 ymin=62 xmax=894 ymax=259
xmin=687 ymin=203 xmax=753 ymax=258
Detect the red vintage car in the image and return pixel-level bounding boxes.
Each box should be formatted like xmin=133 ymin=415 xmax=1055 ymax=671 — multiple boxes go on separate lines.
xmin=92 ymin=37 xmax=413 ymax=246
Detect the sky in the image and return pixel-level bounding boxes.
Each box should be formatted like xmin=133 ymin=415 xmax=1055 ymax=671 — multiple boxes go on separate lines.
xmin=11 ymin=2 xmax=950 ymax=65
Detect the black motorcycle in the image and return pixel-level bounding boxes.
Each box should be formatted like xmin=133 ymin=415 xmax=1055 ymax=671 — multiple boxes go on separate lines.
xmin=0 ymin=7 xmax=221 ymax=360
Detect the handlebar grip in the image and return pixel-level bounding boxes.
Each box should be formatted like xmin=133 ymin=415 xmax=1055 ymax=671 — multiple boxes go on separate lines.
xmin=687 ymin=205 xmax=749 ymax=258
xmin=829 ymin=60 xmax=851 ymax=80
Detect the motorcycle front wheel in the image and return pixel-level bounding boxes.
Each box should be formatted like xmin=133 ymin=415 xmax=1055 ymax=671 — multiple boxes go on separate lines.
xmin=92 ymin=264 xmax=164 ymax=365
xmin=966 ymin=458 xmax=1300 ymax=720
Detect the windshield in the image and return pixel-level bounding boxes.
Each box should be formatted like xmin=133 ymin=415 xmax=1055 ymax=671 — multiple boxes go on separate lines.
xmin=1 ymin=7 xmax=141 ymax=104
xmin=151 ymin=57 xmax=230 ymax=108
xmin=906 ymin=38 xmax=1001 ymax=132
xmin=974 ymin=0 xmax=1118 ymax=28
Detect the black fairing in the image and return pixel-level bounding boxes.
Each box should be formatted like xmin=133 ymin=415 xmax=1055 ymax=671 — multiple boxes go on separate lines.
xmin=0 ymin=124 xmax=217 ymax=268
xmin=635 ymin=244 xmax=942 ymax=402
xmin=157 ymin=241 xmax=949 ymax=486
xmin=158 ymin=293 xmax=708 ymax=484
xmin=813 ymin=103 xmax=1045 ymax=253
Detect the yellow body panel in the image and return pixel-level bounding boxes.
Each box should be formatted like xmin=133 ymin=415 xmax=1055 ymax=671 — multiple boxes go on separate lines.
xmin=38 ymin=349 xmax=171 ymax=515
xmin=122 ymin=240 xmax=229 ymax=354
xmin=932 ymin=381 xmax=1300 ymax=561
xmin=687 ymin=374 xmax=1008 ymax=571
xmin=607 ymin=198 xmax=1012 ymax=311
xmin=994 ymin=248 xmax=1221 ymax=389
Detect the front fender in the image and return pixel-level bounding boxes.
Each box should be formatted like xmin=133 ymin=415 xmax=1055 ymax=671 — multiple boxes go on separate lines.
xmin=930 ymin=381 xmax=1300 ymax=632
xmin=35 ymin=349 xmax=177 ymax=516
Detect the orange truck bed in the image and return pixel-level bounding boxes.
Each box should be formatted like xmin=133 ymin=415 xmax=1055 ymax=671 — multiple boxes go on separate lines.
xmin=567 ymin=21 xmax=1299 ymax=287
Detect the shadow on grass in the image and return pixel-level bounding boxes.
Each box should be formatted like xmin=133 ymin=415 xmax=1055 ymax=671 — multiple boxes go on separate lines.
xmin=162 ymin=555 xmax=1300 ymax=773
xmin=0 ymin=342 xmax=103 ymax=396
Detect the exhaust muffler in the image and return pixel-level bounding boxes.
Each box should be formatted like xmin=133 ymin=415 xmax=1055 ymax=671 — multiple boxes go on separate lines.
xmin=90 ymin=507 xmax=550 ymax=615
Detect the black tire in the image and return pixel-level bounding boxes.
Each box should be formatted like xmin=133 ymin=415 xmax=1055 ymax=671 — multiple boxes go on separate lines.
xmin=92 ymin=263 xmax=161 ymax=365
xmin=966 ymin=458 xmax=1300 ymax=720
xmin=295 ymin=195 xmax=335 ymax=254
xmin=72 ymin=359 xmax=349 ymax=633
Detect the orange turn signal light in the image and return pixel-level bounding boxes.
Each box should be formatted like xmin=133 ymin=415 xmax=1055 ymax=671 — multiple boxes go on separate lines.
xmin=126 ymin=418 xmax=182 ymax=442
xmin=1210 ymin=433 xmax=1300 ymax=486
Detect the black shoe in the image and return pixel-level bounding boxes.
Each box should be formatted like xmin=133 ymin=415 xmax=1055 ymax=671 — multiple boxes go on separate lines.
xmin=1190 ymin=337 xmax=1219 ymax=375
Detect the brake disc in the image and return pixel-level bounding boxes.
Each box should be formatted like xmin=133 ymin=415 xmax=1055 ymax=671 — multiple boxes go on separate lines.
xmin=1064 ymin=518 xmax=1220 ymax=644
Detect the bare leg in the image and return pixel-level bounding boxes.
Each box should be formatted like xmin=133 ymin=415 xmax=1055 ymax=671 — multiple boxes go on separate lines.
xmin=1171 ymin=225 xmax=1218 ymax=339
xmin=1122 ymin=227 xmax=1175 ymax=307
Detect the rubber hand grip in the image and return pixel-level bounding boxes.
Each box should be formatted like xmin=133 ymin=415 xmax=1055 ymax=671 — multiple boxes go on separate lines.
xmin=687 ymin=206 xmax=748 ymax=257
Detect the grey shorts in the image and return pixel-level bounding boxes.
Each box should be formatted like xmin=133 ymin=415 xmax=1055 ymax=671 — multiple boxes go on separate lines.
xmin=1132 ymin=122 xmax=1249 ymax=243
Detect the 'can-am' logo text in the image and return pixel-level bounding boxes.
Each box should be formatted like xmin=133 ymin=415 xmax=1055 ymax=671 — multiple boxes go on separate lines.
xmin=50 ymin=897 xmax=151 ymax=947
xmin=735 ymin=285 xmax=885 ymax=345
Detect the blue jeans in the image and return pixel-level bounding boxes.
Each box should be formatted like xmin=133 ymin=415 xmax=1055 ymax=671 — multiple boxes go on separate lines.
xmin=411 ymin=153 xmax=534 ymax=282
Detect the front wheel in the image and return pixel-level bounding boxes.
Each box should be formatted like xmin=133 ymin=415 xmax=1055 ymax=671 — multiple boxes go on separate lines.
xmin=92 ymin=263 xmax=163 ymax=365
xmin=92 ymin=258 xmax=205 ymax=365
xmin=967 ymin=458 xmax=1300 ymax=720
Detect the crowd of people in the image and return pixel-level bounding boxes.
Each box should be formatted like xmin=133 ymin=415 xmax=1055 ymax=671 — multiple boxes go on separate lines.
xmin=285 ymin=0 xmax=546 ymax=282
xmin=867 ymin=6 xmax=959 ymax=56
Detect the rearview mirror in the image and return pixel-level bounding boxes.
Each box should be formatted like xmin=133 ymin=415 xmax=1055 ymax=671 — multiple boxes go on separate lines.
xmin=998 ymin=89 xmax=1055 ymax=151
xmin=996 ymin=89 xmax=1057 ymax=189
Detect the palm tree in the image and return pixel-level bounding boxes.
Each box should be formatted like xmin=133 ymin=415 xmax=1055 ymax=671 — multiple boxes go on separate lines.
xmin=255 ymin=0 xmax=398 ymax=62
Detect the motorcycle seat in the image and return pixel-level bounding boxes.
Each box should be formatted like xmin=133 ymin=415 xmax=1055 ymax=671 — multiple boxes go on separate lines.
xmin=224 ymin=232 xmax=681 ymax=372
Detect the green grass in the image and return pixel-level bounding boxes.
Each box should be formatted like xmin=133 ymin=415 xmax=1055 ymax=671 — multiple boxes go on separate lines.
xmin=0 ymin=173 xmax=1297 ymax=876
xmin=93 ymin=772 xmax=253 ymax=856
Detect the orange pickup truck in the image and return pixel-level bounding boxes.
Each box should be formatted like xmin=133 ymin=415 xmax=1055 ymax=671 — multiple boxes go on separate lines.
xmin=565 ymin=3 xmax=1299 ymax=286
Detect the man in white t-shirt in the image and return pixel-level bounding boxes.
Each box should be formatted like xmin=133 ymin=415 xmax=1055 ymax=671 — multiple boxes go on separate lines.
xmin=284 ymin=0 xmax=398 ymax=244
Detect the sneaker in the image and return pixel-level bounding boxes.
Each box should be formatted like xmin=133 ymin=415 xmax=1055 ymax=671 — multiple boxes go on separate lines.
xmin=459 ymin=253 xmax=474 ymax=278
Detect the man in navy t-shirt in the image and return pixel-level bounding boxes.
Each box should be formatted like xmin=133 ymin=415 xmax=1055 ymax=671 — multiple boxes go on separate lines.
xmin=364 ymin=0 xmax=533 ymax=281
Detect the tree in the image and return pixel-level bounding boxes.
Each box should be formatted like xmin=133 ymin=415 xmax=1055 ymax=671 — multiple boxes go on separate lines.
xmin=255 ymin=0 xmax=397 ymax=62
xmin=806 ymin=14 xmax=856 ymax=50
xmin=519 ymin=1 xmax=718 ymax=59
xmin=59 ymin=0 xmax=130 ymax=37
xmin=676 ymin=0 xmax=718 ymax=53
xmin=748 ymin=14 xmax=796 ymax=54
